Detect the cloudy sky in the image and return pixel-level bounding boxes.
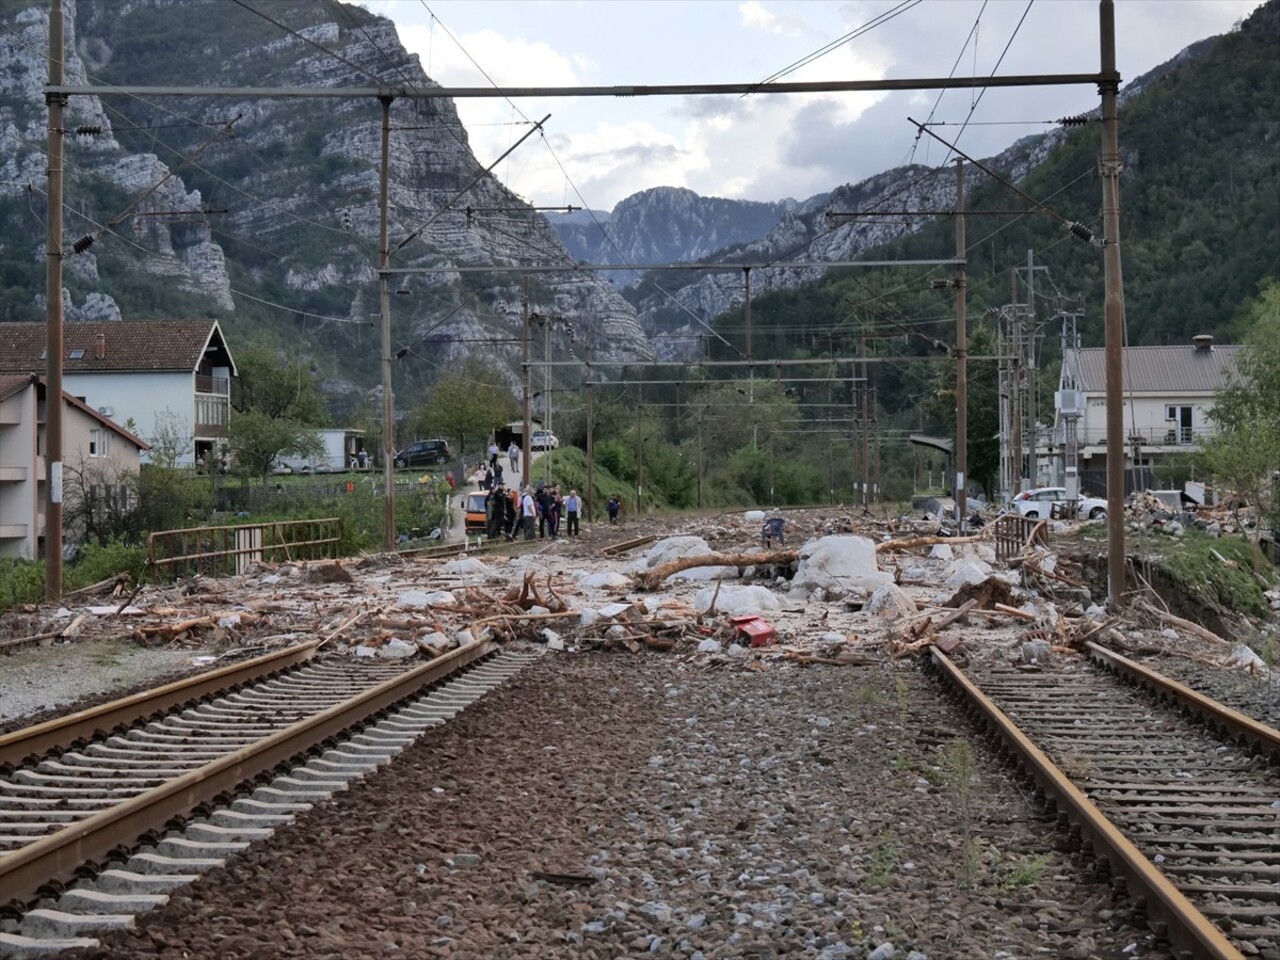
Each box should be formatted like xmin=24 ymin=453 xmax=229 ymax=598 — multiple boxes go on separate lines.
xmin=360 ymin=0 xmax=1262 ymax=212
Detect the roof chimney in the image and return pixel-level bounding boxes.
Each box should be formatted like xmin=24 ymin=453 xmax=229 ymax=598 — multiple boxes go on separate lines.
xmin=1192 ymin=334 xmax=1212 ymax=352
xmin=95 ymin=332 xmax=105 ymax=360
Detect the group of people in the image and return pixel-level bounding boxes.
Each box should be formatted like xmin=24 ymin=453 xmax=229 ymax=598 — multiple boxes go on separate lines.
xmin=483 ymin=482 xmax=583 ymax=541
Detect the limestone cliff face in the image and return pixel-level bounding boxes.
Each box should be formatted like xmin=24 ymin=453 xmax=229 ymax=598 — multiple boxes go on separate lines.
xmin=0 ymin=0 xmax=652 ymax=409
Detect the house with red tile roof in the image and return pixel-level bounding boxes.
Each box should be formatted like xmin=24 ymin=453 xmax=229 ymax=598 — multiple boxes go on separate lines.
xmin=0 ymin=374 xmax=149 ymax=560
xmin=0 ymin=320 xmax=237 ymax=468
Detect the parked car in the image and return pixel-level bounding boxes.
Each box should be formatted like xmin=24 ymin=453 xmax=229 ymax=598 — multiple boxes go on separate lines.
xmin=1009 ymin=486 xmax=1107 ymax=520
xmin=394 ymin=439 xmax=450 ymax=468
xmin=530 ymin=430 xmax=559 ymax=451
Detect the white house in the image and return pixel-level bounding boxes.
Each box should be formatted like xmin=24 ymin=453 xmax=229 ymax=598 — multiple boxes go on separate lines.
xmin=1052 ymin=334 xmax=1244 ymax=492
xmin=0 ymin=320 xmax=237 ymax=468
xmin=0 ymin=374 xmax=149 ymax=559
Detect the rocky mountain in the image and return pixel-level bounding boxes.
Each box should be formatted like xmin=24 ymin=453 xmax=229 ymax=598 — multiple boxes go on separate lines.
xmin=0 ymin=0 xmax=653 ymax=416
xmin=546 ymin=187 xmax=821 ymax=288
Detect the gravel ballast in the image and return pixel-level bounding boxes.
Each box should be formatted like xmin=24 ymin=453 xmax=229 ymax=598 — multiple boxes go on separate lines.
xmin=73 ymin=650 xmax=1149 ymax=960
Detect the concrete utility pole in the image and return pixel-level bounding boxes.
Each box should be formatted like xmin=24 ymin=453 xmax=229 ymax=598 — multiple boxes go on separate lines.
xmin=1010 ymin=271 xmax=1023 ymax=495
xmin=378 ymin=94 xmax=395 ymax=552
xmin=521 ymin=277 xmax=531 ymax=487
xmin=44 ymin=0 xmax=66 ymax=601
xmin=954 ymin=159 xmax=968 ymax=532
xmin=1099 ymin=0 xmax=1127 ymax=608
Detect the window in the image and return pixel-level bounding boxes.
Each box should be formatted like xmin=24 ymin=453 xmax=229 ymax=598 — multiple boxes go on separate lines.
xmin=88 ymin=429 xmax=109 ymax=458
xmin=68 ymin=348 xmax=85 ymax=360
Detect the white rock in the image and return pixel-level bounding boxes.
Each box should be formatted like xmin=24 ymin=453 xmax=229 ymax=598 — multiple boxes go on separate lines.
xmin=642 ymin=536 xmax=712 ymax=570
xmin=1085 ymin=604 xmax=1106 ymax=619
xmin=598 ymin=602 xmax=635 ymax=619
xmin=792 ymin=535 xmax=891 ymax=594
xmin=543 ymin=629 xmax=566 ymax=651
xmin=670 ymin=565 xmax=737 ymax=581
xmin=261 ymin=574 xmax=281 ymax=585
xmin=744 ymin=510 xmax=767 ymax=522
xmin=527 ymin=605 xmax=549 ymax=616
xmin=1225 ymin=644 xmax=1267 ymax=672
xmin=820 ymin=632 xmax=846 ymax=644
xmin=398 ymin=590 xmax=456 ymax=609
xmin=928 ymin=544 xmax=953 ymax=560
xmin=726 ymin=643 xmax=746 ymax=656
xmin=1160 ymin=628 xmax=1179 ymax=640
xmin=377 ymin=638 xmax=417 ymax=659
xmin=53 ymin=607 xmax=72 ymax=619
xmin=866 ymin=583 xmax=918 ymax=620
xmin=441 ymin=557 xmax=488 ymax=576
xmin=455 ymin=629 xmax=476 ymax=646
xmin=869 ymin=944 xmax=896 ymax=960
xmin=579 ymin=571 xmax=632 ymax=590
xmin=580 ymin=608 xmax=599 ymax=627
xmin=973 ymin=544 xmax=997 ymax=564
xmin=605 ymin=624 xmax=630 ymax=640
xmin=697 ymin=638 xmax=723 ymax=654
xmin=692 ymin=584 xmax=781 ymax=616
xmin=416 ymin=631 xmax=452 ymax=654
xmin=945 ymin=559 xmax=992 ymax=590
xmin=354 ymin=645 xmax=377 ymax=658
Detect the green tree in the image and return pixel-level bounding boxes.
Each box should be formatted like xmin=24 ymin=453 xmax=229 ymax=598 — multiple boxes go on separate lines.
xmin=1203 ymin=280 xmax=1280 ymax=538
xmin=228 ymin=348 xmax=325 ymax=483
xmin=407 ymin=361 xmax=519 ymax=464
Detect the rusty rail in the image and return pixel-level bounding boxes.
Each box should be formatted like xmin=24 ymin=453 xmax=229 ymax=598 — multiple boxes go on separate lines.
xmin=0 ymin=642 xmax=319 ymax=771
xmin=147 ymin=517 xmax=342 ymax=576
xmin=0 ymin=639 xmax=495 ymax=909
xmin=1086 ymin=642 xmax=1280 ymax=762
xmin=930 ymin=647 xmax=1245 ymax=960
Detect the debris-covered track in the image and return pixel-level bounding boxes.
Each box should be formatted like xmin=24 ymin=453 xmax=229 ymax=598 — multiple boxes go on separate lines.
xmin=0 ymin=639 xmax=496 ymax=912
xmin=932 ymin=643 xmax=1280 ymax=960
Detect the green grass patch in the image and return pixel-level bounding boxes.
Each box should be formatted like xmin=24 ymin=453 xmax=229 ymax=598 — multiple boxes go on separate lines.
xmin=1159 ymin=530 xmax=1278 ymax=620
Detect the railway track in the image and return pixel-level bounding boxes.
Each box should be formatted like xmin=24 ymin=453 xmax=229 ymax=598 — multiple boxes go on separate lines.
xmin=0 ymin=640 xmax=538 ymax=956
xmin=932 ymin=641 xmax=1280 ymax=960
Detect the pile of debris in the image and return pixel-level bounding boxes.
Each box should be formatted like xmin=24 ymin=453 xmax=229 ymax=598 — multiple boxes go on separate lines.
xmin=1124 ymin=490 xmax=1257 ymax=538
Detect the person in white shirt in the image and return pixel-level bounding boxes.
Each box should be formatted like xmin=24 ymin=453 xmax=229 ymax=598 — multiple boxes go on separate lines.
xmin=520 ymin=486 xmax=537 ymax=540
xmin=564 ymin=489 xmax=581 ymax=536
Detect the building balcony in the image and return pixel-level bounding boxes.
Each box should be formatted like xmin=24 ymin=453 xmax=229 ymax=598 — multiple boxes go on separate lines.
xmin=0 ymin=466 xmax=27 ymax=482
xmin=194 ymin=394 xmax=230 ymax=438
xmin=195 ymin=375 xmax=230 ymax=396
xmin=0 ymin=523 xmax=28 ymax=540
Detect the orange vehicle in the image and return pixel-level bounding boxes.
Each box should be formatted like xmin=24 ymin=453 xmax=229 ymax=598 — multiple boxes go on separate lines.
xmin=464 ymin=491 xmax=489 ymax=535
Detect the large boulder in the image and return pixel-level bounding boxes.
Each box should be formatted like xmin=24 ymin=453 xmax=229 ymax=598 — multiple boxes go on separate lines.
xmin=692 ymin=585 xmax=781 ymax=616
xmin=637 ymin=536 xmax=712 ymax=571
xmin=793 ymin=535 xmax=891 ymax=594
xmin=866 ymin=583 xmax=918 ymax=620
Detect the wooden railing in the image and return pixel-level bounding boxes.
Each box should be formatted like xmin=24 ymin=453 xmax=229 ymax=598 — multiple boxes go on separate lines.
xmin=148 ymin=517 xmax=342 ymax=577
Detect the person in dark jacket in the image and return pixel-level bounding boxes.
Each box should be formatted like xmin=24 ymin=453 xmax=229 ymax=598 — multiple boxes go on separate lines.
xmin=536 ymin=486 xmax=554 ymax=538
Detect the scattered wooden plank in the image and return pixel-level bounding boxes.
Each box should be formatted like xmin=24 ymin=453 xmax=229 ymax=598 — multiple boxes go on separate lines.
xmin=601 ymin=534 xmax=658 ymax=557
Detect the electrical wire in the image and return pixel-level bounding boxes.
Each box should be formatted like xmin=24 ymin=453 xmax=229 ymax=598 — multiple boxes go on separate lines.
xmin=749 ymin=0 xmax=924 ymax=89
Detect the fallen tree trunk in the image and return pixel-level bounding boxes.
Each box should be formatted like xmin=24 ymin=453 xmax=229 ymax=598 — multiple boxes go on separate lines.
xmin=875 ymin=534 xmax=989 ymax=553
xmin=1136 ymin=599 xmax=1230 ymax=645
xmin=635 ymin=549 xmax=799 ymax=589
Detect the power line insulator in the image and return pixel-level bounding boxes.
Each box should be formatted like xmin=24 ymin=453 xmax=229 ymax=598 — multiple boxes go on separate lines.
xmin=75 ymin=124 xmax=103 ymax=135
xmin=1057 ymin=114 xmax=1090 ymax=127
xmin=71 ymin=234 xmax=96 ymax=255
xmin=1065 ymin=221 xmax=1095 ymax=244
xmin=340 ymin=209 xmax=353 ymax=232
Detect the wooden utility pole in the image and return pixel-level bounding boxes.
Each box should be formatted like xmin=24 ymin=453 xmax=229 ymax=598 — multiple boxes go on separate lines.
xmin=635 ymin=384 xmax=643 ymax=515
xmin=860 ymin=329 xmax=869 ymax=506
xmin=585 ymin=329 xmax=594 ymax=520
xmin=954 ymin=159 xmax=967 ymax=532
xmin=1010 ymin=269 xmax=1023 ymax=494
xmin=378 ymin=94 xmax=395 ymax=551
xmin=44 ymin=0 xmax=66 ymax=600
xmin=1099 ymin=0 xmax=1126 ymax=608
xmin=521 ymin=276 xmax=531 ymax=489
